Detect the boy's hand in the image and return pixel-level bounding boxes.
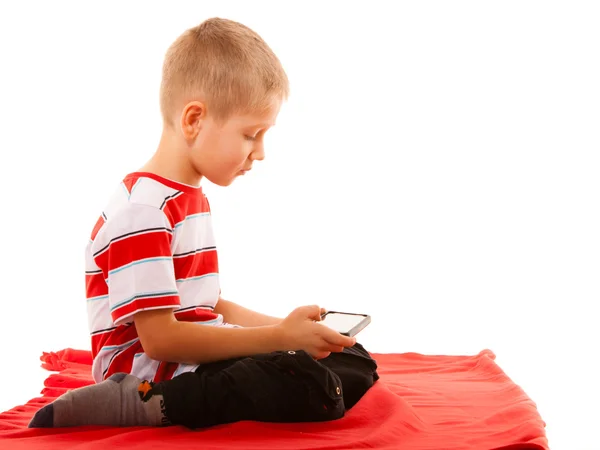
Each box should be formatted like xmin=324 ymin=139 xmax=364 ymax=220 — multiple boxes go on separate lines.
xmin=276 ymin=305 xmax=356 ymax=360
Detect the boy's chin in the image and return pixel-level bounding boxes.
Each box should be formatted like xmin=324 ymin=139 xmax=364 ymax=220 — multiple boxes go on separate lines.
xmin=207 ymin=174 xmax=236 ymax=187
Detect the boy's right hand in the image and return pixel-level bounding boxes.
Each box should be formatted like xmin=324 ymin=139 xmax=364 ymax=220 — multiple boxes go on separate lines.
xmin=276 ymin=305 xmax=356 ymax=360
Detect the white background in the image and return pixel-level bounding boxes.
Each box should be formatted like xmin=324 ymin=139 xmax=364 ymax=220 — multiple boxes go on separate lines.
xmin=0 ymin=1 xmax=598 ymax=449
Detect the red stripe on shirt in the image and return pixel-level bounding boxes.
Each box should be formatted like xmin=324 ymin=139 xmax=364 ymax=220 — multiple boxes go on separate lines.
xmin=163 ymin=193 xmax=211 ymax=229
xmin=111 ymin=295 xmax=180 ymax=324
xmin=91 ymin=323 xmax=139 ymax=357
xmin=173 ymin=249 xmax=218 ymax=280
xmin=174 ymin=308 xmax=219 ymax=323
xmin=90 ymin=216 xmax=105 ymax=241
xmin=86 ymin=273 xmax=108 ymax=298
xmin=94 ymin=230 xmax=173 ymax=272
xmin=153 ymin=361 xmax=179 ymax=383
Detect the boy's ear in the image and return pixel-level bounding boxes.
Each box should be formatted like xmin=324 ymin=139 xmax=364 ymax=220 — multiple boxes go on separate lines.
xmin=180 ymin=101 xmax=207 ymax=140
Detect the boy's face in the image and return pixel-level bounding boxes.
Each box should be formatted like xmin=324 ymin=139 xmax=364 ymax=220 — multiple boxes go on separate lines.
xmin=185 ymin=100 xmax=281 ymax=186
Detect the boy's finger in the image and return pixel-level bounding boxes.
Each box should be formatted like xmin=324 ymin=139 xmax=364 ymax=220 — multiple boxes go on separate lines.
xmin=305 ymin=305 xmax=322 ymax=321
xmin=321 ymin=327 xmax=356 ymax=347
xmin=326 ymin=345 xmax=345 ymax=353
xmin=313 ymin=350 xmax=331 ymax=360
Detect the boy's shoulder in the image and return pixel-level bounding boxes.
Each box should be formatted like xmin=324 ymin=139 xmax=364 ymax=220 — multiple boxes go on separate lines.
xmin=118 ymin=172 xmax=188 ymax=210
xmin=102 ymin=172 xmax=198 ymax=214
xmin=91 ymin=172 xmax=208 ymax=239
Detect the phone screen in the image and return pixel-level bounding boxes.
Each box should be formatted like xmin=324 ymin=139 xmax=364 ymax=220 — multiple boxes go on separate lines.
xmin=321 ymin=313 xmax=366 ymax=334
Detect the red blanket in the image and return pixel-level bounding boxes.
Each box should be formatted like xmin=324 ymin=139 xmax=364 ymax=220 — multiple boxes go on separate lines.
xmin=0 ymin=348 xmax=548 ymax=450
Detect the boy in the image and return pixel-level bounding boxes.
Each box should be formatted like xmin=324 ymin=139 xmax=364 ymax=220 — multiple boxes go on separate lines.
xmin=29 ymin=17 xmax=378 ymax=429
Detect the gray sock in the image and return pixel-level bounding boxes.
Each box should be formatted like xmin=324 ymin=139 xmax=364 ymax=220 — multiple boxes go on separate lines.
xmin=28 ymin=373 xmax=170 ymax=428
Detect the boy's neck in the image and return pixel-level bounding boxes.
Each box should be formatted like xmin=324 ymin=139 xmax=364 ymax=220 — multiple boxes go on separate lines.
xmin=139 ymin=128 xmax=203 ymax=187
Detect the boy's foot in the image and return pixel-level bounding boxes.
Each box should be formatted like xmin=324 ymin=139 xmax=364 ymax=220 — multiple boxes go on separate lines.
xmin=28 ymin=373 xmax=170 ymax=428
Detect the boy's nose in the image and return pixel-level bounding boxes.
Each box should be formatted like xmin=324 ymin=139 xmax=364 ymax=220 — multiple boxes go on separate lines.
xmin=251 ymin=146 xmax=265 ymax=161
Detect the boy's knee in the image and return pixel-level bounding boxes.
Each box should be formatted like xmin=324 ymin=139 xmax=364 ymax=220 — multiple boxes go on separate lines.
xmin=283 ymin=351 xmax=346 ymax=421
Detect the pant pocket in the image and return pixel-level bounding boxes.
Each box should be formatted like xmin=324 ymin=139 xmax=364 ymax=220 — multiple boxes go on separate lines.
xmin=277 ymin=350 xmax=345 ymax=421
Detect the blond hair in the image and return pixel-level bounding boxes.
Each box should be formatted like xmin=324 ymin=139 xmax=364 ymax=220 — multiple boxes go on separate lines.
xmin=160 ymin=18 xmax=289 ymax=126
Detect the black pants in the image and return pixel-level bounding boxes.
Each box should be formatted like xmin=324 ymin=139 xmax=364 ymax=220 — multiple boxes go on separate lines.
xmin=156 ymin=343 xmax=379 ymax=429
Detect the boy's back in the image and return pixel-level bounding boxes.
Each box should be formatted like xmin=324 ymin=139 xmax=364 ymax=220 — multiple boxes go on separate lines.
xmin=85 ymin=172 xmax=226 ymax=383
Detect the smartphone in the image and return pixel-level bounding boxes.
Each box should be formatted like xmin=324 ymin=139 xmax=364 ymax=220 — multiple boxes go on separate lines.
xmin=320 ymin=311 xmax=371 ymax=337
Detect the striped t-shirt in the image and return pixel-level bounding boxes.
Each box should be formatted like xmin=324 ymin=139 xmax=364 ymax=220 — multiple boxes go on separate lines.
xmin=85 ymin=172 xmax=227 ymax=383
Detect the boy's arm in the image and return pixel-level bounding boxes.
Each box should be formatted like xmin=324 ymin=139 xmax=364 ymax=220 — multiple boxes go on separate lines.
xmin=135 ymin=309 xmax=284 ymax=364
xmin=134 ymin=305 xmax=354 ymax=364
xmin=213 ymin=297 xmax=282 ymax=327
